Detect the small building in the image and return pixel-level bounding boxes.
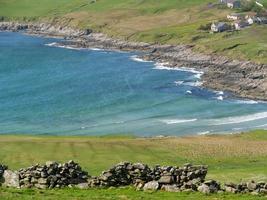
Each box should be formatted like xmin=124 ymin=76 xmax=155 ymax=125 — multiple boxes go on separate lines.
xmin=245 ymin=12 xmax=258 ymax=24
xmin=211 ymin=22 xmax=229 ymax=32
xmin=220 ymin=0 xmax=241 ymax=8
xmin=227 ymin=13 xmax=244 ymax=20
xmin=247 ymin=16 xmax=255 ymax=24
xmin=234 ymin=20 xmax=249 ymax=30
xmin=227 ymin=0 xmax=241 ymax=9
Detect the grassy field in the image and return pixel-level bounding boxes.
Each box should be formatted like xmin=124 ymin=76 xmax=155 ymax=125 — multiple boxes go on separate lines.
xmin=1 ymin=130 xmax=267 ymax=199
xmin=1 ymin=187 xmax=266 ymax=200
xmin=0 ymin=0 xmax=267 ymax=63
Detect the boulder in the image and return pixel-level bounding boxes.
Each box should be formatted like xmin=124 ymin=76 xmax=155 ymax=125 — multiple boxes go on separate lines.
xmin=3 ymin=170 xmax=20 ymax=188
xmin=76 ymin=183 xmax=89 ymax=189
xmin=225 ymin=186 xmax=238 ymax=193
xmin=198 ymin=184 xmax=210 ymax=194
xmin=158 ymin=175 xmax=173 ymax=184
xmin=247 ymin=181 xmax=257 ymax=191
xmin=143 ymin=181 xmax=159 ymax=191
xmin=161 ymin=184 xmax=180 ymax=192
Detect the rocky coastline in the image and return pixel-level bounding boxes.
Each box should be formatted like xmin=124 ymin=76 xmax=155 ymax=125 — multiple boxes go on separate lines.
xmin=0 ymin=21 xmax=266 ymax=101
xmin=1 ymin=161 xmax=267 ymax=196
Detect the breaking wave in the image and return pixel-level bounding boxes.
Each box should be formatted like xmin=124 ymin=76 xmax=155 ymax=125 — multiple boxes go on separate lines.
xmin=197 ymin=131 xmax=210 ymax=135
xmin=211 ymin=112 xmax=267 ymax=125
xmin=130 ymin=55 xmax=153 ymax=63
xmin=160 ymin=118 xmax=197 ymax=125
xmin=45 ymin=42 xmax=83 ymax=50
xmin=234 ymin=99 xmax=259 ymax=104
xmin=153 ymin=64 xmax=203 ymax=75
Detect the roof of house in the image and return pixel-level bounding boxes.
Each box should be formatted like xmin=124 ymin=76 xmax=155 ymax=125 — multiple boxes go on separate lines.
xmin=226 ymin=0 xmax=240 ymax=3
xmin=213 ymin=22 xmax=227 ymax=27
xmin=228 ymin=13 xmax=243 ymax=16
xmin=234 ymin=20 xmax=248 ymax=26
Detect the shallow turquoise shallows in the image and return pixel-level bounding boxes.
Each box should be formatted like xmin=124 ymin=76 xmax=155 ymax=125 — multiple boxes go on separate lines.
xmin=0 ymin=32 xmax=267 ymax=136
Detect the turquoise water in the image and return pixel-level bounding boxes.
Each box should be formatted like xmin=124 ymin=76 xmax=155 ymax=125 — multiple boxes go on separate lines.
xmin=0 ymin=32 xmax=266 ymax=136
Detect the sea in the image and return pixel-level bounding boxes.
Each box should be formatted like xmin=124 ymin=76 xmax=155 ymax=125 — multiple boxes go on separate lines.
xmin=0 ymin=31 xmax=266 ymax=136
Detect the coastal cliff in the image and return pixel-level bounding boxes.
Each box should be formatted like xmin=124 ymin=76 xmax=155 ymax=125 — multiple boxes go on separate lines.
xmin=1 ymin=21 xmax=266 ymax=101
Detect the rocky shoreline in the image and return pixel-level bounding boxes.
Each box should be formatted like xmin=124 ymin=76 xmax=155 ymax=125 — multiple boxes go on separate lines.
xmin=1 ymin=21 xmax=266 ymax=101
xmin=1 ymin=161 xmax=267 ymax=196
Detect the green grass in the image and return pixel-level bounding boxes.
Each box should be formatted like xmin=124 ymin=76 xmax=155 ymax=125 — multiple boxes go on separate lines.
xmin=1 ymin=131 xmax=267 ymax=199
xmin=1 ymin=187 xmax=267 ymax=200
xmin=0 ymin=0 xmax=267 ymax=63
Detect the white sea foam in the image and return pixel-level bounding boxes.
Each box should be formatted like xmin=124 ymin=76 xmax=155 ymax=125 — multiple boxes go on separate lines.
xmin=193 ymin=73 xmax=203 ymax=79
xmin=254 ymin=123 xmax=267 ymax=128
xmin=130 ymin=55 xmax=153 ymax=63
xmin=216 ymin=96 xmax=224 ymax=101
xmin=232 ymin=127 xmax=243 ymax=131
xmin=216 ymin=91 xmax=224 ymax=95
xmin=183 ymin=81 xmax=203 ymax=87
xmin=160 ymin=118 xmax=197 ymax=125
xmin=153 ymin=62 xmax=171 ymax=70
xmin=89 ymin=47 xmax=102 ymax=51
xmin=174 ymin=81 xmax=184 ymax=85
xmin=174 ymin=66 xmax=203 ymax=75
xmin=174 ymin=80 xmax=203 ymax=87
xmin=154 ymin=64 xmax=203 ymax=75
xmin=234 ymin=99 xmax=259 ymax=104
xmin=45 ymin=42 xmax=83 ymax=50
xmin=211 ymin=111 xmax=267 ymax=125
xmin=197 ymin=131 xmax=210 ymax=135
xmin=186 ymin=90 xmax=192 ymax=94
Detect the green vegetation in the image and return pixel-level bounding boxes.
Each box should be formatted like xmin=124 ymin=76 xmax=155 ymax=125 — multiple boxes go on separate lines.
xmin=1 ymin=130 xmax=267 ymax=199
xmin=0 ymin=0 xmax=267 ymax=63
xmin=1 ymin=187 xmax=266 ymax=200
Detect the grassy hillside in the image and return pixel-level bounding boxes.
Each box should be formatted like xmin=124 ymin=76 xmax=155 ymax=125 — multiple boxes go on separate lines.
xmin=0 ymin=0 xmax=267 ymax=63
xmin=0 ymin=130 xmax=267 ymax=182
xmin=1 ymin=130 xmax=267 ymax=199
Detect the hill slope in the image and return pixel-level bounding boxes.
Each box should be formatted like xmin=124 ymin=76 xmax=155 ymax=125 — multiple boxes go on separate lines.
xmin=0 ymin=0 xmax=267 ymax=63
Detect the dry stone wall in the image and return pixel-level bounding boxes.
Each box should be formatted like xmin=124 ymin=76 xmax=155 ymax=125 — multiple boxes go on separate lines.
xmin=0 ymin=161 xmax=266 ymax=195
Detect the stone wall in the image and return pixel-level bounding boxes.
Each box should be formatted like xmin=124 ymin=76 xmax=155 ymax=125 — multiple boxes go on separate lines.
xmin=0 ymin=161 xmax=267 ymax=195
xmin=0 ymin=164 xmax=8 ymax=185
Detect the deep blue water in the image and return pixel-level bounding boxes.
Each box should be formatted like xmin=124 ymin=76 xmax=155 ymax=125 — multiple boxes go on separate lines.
xmin=0 ymin=32 xmax=266 ymax=136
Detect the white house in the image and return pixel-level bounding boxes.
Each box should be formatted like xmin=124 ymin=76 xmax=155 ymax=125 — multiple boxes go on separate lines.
xmin=223 ymin=0 xmax=241 ymax=8
xmin=247 ymin=17 xmax=255 ymax=24
xmin=227 ymin=13 xmax=244 ymax=20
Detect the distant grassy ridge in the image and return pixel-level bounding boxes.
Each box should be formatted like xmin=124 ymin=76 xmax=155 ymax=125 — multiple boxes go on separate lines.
xmin=1 ymin=130 xmax=267 ymax=183
xmin=0 ymin=0 xmax=267 ymax=63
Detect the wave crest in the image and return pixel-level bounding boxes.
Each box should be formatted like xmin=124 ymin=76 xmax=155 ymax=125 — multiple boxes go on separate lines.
xmin=211 ymin=111 xmax=267 ymax=125
xmin=160 ymin=118 xmax=197 ymax=125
